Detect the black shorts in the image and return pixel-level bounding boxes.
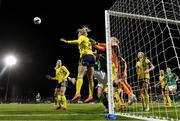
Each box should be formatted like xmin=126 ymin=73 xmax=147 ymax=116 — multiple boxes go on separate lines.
xmin=80 ymin=54 xmax=95 ymax=67
xmin=138 ymin=79 xmax=149 ymax=88
xmin=55 ymin=81 xmax=67 ymax=88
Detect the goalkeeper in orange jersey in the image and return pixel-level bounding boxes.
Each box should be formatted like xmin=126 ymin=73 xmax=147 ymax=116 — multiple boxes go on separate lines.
xmin=46 ymin=59 xmax=70 ymax=110
xmin=155 ymin=70 xmax=172 ymax=107
xmin=110 ymin=37 xmax=135 ymax=103
xmin=60 ymin=26 xmax=95 ymax=103
xmin=94 ymin=37 xmax=136 ymax=105
xmin=136 ymin=52 xmax=154 ymax=111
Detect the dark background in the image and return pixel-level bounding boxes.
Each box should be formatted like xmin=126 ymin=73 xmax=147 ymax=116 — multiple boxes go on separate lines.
xmin=0 ymin=0 xmax=116 ymax=101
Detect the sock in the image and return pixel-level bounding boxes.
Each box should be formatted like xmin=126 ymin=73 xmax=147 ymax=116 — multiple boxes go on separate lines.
xmin=89 ymin=80 xmax=94 ymax=97
xmin=99 ymin=95 xmax=107 ymax=108
xmin=57 ymin=95 xmax=62 ymax=107
xmin=61 ymin=95 xmax=67 ymax=108
xmin=119 ymin=95 xmax=125 ymax=106
xmin=144 ymin=89 xmax=149 ymax=108
xmin=114 ymin=92 xmax=124 ymax=108
xmin=101 ymin=93 xmax=108 ymax=109
xmin=163 ymin=95 xmax=167 ymax=105
xmin=54 ymin=96 xmax=57 ymax=105
xmin=120 ymin=81 xmax=133 ymax=97
xmin=141 ymin=94 xmax=145 ymax=109
xmin=166 ymin=95 xmax=172 ymax=107
xmin=76 ymin=76 xmax=83 ymax=94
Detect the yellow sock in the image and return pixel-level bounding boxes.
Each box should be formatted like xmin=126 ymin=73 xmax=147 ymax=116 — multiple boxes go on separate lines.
xmin=89 ymin=80 xmax=94 ymax=96
xmin=57 ymin=95 xmax=61 ymax=107
xmin=141 ymin=94 xmax=145 ymax=109
xmin=114 ymin=92 xmax=124 ymax=109
xmin=144 ymin=91 xmax=149 ymax=108
xmin=163 ymin=95 xmax=167 ymax=105
xmin=119 ymin=96 xmax=125 ymax=106
xmin=166 ymin=95 xmax=172 ymax=107
xmin=76 ymin=76 xmax=83 ymax=94
xmin=144 ymin=95 xmax=149 ymax=108
xmin=114 ymin=92 xmax=120 ymax=102
xmin=61 ymin=95 xmax=67 ymax=109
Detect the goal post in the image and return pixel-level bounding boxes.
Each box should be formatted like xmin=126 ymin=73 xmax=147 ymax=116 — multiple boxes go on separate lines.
xmin=105 ymin=0 xmax=180 ymax=120
xmin=105 ymin=10 xmax=115 ymax=115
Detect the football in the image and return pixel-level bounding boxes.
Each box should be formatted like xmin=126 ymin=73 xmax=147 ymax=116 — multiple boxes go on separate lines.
xmin=33 ymin=17 xmax=41 ymax=24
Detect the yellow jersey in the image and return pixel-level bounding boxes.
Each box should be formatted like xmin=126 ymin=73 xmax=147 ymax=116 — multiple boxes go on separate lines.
xmin=51 ymin=65 xmax=70 ymax=83
xmin=112 ymin=63 xmax=117 ymax=81
xmin=67 ymin=35 xmax=94 ymax=58
xmin=136 ymin=58 xmax=153 ymax=80
xmin=104 ymin=63 xmax=117 ymax=94
xmin=159 ymin=75 xmax=168 ymax=88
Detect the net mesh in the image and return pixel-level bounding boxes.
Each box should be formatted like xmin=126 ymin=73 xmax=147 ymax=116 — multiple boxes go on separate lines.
xmin=106 ymin=0 xmax=180 ymax=120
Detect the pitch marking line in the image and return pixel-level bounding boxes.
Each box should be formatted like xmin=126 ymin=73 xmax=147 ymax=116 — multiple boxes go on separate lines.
xmin=0 ymin=113 xmax=105 ymax=117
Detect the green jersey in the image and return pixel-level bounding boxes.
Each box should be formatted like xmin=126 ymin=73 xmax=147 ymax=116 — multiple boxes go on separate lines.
xmin=165 ymin=72 xmax=177 ymax=86
xmin=94 ymin=54 xmax=107 ymax=72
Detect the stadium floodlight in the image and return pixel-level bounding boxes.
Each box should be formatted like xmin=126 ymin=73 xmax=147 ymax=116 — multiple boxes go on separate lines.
xmin=4 ymin=55 xmax=17 ymax=66
xmin=3 ymin=55 xmax=17 ymax=102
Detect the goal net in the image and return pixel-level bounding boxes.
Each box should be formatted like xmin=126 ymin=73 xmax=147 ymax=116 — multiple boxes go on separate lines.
xmin=105 ymin=0 xmax=180 ymax=120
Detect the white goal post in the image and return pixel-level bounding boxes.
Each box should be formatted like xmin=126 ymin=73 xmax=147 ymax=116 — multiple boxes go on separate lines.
xmin=105 ymin=0 xmax=180 ymax=120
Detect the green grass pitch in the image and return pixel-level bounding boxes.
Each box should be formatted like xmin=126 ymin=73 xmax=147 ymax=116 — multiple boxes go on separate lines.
xmin=0 ymin=102 xmax=179 ymax=120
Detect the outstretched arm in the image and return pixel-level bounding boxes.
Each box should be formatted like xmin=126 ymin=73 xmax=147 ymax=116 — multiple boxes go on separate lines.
xmin=122 ymin=57 xmax=127 ymax=79
xmin=60 ymin=36 xmax=85 ymax=45
xmin=94 ymin=43 xmax=106 ymax=51
xmin=46 ymin=75 xmax=58 ymax=80
xmin=59 ymin=38 xmax=69 ymax=44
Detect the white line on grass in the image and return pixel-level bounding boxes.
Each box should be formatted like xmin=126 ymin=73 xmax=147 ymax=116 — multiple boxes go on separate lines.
xmin=126 ymin=110 xmax=180 ymax=113
xmin=0 ymin=113 xmax=105 ymax=117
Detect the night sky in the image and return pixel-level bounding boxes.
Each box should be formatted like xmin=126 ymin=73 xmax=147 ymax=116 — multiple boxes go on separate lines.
xmin=0 ymin=0 xmax=116 ymax=101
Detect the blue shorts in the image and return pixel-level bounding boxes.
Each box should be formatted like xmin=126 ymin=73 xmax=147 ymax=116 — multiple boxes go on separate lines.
xmin=80 ymin=54 xmax=95 ymax=67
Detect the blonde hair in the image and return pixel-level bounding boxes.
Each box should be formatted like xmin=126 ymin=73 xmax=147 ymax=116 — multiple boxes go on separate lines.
xmin=137 ymin=52 xmax=145 ymax=58
xmin=110 ymin=37 xmax=120 ymax=46
xmin=77 ymin=25 xmax=91 ymax=35
xmin=160 ymin=70 xmax=164 ymax=75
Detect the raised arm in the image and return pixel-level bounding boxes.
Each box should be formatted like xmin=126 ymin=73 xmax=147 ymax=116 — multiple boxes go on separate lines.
xmin=59 ymin=35 xmax=85 ymax=45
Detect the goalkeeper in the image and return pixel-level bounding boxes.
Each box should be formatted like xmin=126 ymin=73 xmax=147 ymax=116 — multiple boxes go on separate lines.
xmin=46 ymin=59 xmax=70 ymax=110
xmin=155 ymin=70 xmax=172 ymax=107
xmin=93 ymin=41 xmax=131 ymax=111
xmin=94 ymin=37 xmax=137 ymax=105
xmin=111 ymin=37 xmax=137 ymax=104
xmin=136 ymin=52 xmax=154 ymax=111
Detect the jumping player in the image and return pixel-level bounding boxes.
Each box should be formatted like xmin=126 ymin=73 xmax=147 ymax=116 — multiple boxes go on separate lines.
xmin=60 ymin=26 xmax=95 ymax=103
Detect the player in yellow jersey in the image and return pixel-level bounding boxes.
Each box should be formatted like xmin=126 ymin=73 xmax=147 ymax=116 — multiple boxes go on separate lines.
xmin=136 ymin=52 xmax=154 ymax=111
xmin=155 ymin=70 xmax=172 ymax=107
xmin=60 ymin=26 xmax=95 ymax=103
xmin=46 ymin=59 xmax=70 ymax=110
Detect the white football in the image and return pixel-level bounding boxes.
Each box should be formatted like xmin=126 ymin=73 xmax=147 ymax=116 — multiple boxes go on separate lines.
xmin=33 ymin=17 xmax=41 ymax=24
